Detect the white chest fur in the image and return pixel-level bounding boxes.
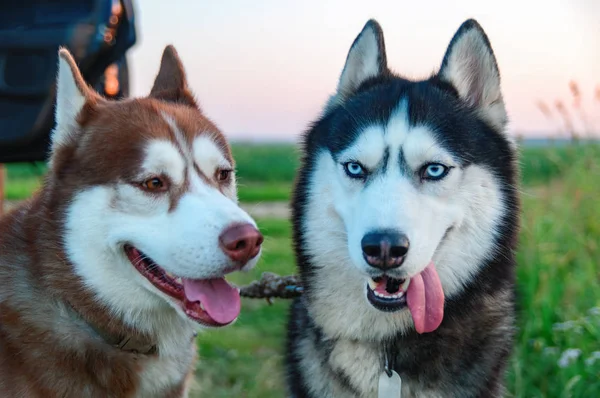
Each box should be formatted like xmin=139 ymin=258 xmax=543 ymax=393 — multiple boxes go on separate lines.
xmin=135 ymin=323 xmax=197 ymax=398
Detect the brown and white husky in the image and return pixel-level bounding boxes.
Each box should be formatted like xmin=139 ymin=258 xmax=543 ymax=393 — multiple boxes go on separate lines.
xmin=0 ymin=45 xmax=263 ymax=397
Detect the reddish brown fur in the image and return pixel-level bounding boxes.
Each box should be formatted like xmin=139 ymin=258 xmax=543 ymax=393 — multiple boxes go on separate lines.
xmin=0 ymin=46 xmax=232 ymax=397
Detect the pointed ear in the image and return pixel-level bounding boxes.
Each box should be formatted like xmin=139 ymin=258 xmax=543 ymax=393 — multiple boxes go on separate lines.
xmin=52 ymin=48 xmax=99 ymax=152
xmin=327 ymin=19 xmax=387 ymax=110
xmin=149 ymin=45 xmax=198 ymax=108
xmin=439 ymin=19 xmax=507 ymax=130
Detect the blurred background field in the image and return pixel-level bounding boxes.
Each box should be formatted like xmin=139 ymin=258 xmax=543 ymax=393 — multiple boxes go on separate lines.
xmin=3 ymin=141 xmax=599 ymax=398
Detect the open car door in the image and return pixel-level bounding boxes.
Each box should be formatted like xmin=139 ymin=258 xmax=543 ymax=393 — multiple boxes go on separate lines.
xmin=0 ymin=0 xmax=136 ymax=163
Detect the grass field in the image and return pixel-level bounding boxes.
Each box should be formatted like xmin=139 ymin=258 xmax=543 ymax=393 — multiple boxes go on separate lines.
xmin=2 ymin=143 xmax=599 ymax=397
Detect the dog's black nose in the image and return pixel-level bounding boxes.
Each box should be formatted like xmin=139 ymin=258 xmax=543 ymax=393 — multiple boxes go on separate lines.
xmin=361 ymin=230 xmax=409 ymax=270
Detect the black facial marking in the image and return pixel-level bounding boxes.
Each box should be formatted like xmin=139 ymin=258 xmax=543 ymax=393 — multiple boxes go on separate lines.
xmin=364 ymin=146 xmax=391 ymax=186
xmin=307 ymin=76 xmax=512 ymax=177
xmin=380 ymin=147 xmax=390 ymax=174
xmin=398 ymin=148 xmax=411 ymax=176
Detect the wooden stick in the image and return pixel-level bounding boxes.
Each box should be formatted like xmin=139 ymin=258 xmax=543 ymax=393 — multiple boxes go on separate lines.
xmin=0 ymin=164 xmax=5 ymax=216
xmin=239 ymin=272 xmax=303 ymax=303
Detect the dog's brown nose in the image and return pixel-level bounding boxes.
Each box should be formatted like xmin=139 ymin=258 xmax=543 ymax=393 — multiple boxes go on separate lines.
xmin=219 ymin=223 xmax=263 ymax=264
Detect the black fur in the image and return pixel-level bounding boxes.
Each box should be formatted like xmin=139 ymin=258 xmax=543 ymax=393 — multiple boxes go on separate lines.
xmin=286 ymin=19 xmax=519 ymax=397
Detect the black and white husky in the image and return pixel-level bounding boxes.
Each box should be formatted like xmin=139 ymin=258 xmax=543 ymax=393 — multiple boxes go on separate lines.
xmin=286 ymin=19 xmax=520 ymax=397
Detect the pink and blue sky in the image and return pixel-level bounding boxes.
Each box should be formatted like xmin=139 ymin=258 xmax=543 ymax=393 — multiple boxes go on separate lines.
xmin=128 ymin=0 xmax=600 ymax=141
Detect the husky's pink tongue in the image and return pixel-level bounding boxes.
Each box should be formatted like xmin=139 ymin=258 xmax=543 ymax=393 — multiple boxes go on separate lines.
xmin=182 ymin=278 xmax=240 ymax=325
xmin=406 ymin=262 xmax=445 ymax=334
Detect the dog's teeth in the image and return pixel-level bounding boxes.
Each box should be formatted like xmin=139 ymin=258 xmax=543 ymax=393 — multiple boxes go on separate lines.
xmin=373 ymin=289 xmax=405 ymax=300
xmin=200 ymin=302 xmax=205 ymax=311
xmin=368 ymin=279 xmax=379 ymax=290
xmin=401 ymin=278 xmax=411 ymax=291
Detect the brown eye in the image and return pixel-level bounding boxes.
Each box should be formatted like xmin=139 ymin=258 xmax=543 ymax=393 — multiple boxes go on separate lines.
xmin=142 ymin=177 xmax=166 ymax=191
xmin=217 ymin=169 xmax=232 ymax=182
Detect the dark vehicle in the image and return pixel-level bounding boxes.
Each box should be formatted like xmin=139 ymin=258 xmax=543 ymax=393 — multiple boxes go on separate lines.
xmin=0 ymin=0 xmax=137 ymax=163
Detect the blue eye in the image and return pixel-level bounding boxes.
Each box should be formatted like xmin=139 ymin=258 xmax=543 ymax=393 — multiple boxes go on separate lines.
xmin=421 ymin=163 xmax=449 ymax=180
xmin=343 ymin=162 xmax=367 ymax=179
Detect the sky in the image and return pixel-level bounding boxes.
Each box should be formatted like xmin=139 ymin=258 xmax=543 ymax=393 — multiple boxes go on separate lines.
xmin=128 ymin=0 xmax=600 ymax=141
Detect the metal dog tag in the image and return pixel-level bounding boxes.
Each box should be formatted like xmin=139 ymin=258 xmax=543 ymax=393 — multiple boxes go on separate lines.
xmin=378 ymin=370 xmax=402 ymax=398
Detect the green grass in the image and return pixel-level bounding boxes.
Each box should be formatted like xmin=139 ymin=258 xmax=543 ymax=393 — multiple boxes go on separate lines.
xmin=3 ymin=143 xmax=599 ymax=397
xmin=518 ymin=144 xmax=593 ymax=186
xmin=509 ymin=145 xmax=600 ymax=397
xmin=231 ymin=143 xmax=299 ymax=202
xmin=3 ymin=162 xmax=45 ymax=200
xmin=231 ymin=143 xmax=300 ymax=183
xmin=236 ymin=182 xmax=292 ymax=203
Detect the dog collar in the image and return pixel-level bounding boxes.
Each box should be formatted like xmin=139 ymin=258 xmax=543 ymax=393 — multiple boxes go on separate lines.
xmin=91 ymin=321 xmax=198 ymax=356
xmin=99 ymin=330 xmax=158 ymax=355
xmin=65 ymin=300 xmax=158 ymax=355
